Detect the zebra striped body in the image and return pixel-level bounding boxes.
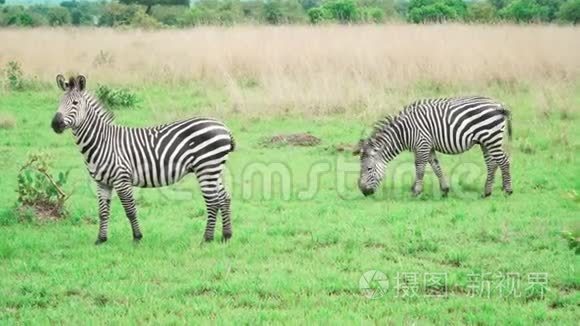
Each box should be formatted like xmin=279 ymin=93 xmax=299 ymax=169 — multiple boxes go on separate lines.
xmin=355 ymin=96 xmax=512 ymax=197
xmin=75 ymin=112 xmax=233 ymax=189
xmin=52 ymin=75 xmax=234 ymax=244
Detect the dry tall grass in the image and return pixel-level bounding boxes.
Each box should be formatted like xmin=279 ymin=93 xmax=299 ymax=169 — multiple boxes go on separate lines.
xmin=1 ymin=25 xmax=579 ymax=115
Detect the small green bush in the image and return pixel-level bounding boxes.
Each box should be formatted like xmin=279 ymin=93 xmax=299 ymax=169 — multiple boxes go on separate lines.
xmin=467 ymin=1 xmax=497 ymax=22
xmin=561 ymin=229 xmax=579 ymax=254
xmin=151 ymin=5 xmax=189 ymax=25
xmin=359 ymin=6 xmax=386 ymax=23
xmin=96 ymin=84 xmax=138 ymax=109
xmin=47 ymin=6 xmax=71 ymax=26
xmin=131 ymin=8 xmax=164 ymax=28
xmin=308 ymin=6 xmax=326 ymax=23
xmin=2 ymin=61 xmax=49 ymax=91
xmin=4 ymin=61 xmax=24 ymax=91
xmin=407 ymin=0 xmax=467 ymax=23
xmin=322 ymin=0 xmax=359 ymax=23
xmin=17 ymin=153 xmax=70 ymax=221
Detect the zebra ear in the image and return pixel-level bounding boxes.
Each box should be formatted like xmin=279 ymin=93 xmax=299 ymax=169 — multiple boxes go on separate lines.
xmin=77 ymin=75 xmax=87 ymax=91
xmin=352 ymin=139 xmax=364 ymax=156
xmin=56 ymin=74 xmax=66 ymax=91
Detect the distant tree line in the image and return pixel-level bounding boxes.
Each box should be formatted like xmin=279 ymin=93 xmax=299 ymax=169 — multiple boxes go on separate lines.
xmin=0 ymin=0 xmax=579 ymax=27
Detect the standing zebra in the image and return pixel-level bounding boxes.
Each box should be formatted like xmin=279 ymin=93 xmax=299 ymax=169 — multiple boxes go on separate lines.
xmin=354 ymin=96 xmax=512 ymax=197
xmin=51 ymin=75 xmax=235 ymax=244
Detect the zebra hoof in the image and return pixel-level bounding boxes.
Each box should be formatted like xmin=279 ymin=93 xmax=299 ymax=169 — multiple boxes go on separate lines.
xmin=505 ymin=190 xmax=513 ymax=196
xmin=95 ymin=237 xmax=107 ymax=245
xmin=441 ymin=188 xmax=450 ymax=197
xmin=482 ymin=192 xmax=492 ymax=198
xmin=204 ymin=236 xmax=214 ymax=243
xmin=222 ymin=232 xmax=232 ymax=242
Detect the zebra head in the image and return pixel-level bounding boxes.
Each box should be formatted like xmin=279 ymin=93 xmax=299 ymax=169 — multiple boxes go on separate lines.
xmin=52 ymin=74 xmax=87 ymax=134
xmin=353 ymin=138 xmax=386 ymax=196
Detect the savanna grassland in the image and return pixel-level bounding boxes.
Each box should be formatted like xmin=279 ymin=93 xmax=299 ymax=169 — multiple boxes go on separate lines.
xmin=0 ymin=25 xmax=579 ymax=324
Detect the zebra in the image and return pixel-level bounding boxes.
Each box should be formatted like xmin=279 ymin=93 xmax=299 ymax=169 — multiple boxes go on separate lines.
xmin=51 ymin=75 xmax=235 ymax=244
xmin=353 ymin=96 xmax=513 ymax=198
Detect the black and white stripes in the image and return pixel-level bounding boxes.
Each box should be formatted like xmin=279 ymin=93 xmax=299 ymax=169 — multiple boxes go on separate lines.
xmin=52 ymin=75 xmax=235 ymax=244
xmin=354 ymin=96 xmax=512 ymax=197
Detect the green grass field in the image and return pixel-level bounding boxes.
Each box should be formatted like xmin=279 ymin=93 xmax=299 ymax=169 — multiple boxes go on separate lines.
xmin=0 ymin=84 xmax=578 ymax=324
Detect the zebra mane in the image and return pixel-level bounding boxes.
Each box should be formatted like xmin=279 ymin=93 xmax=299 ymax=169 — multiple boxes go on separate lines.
xmin=85 ymin=92 xmax=115 ymax=125
xmin=368 ymin=113 xmax=402 ymax=143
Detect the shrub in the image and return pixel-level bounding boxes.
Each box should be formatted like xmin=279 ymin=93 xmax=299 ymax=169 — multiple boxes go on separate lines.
xmin=360 ymin=0 xmax=397 ymax=17
xmin=98 ymin=3 xmax=141 ymax=26
xmin=558 ymin=0 xmax=580 ymax=23
xmin=130 ymin=8 xmax=164 ymax=28
xmin=2 ymin=61 xmax=46 ymax=91
xmin=408 ymin=1 xmax=458 ymax=23
xmin=262 ymin=0 xmax=307 ymax=24
xmin=467 ymin=1 xmax=497 ymax=22
xmin=323 ymin=0 xmax=359 ymax=22
xmin=407 ymin=0 xmax=468 ymax=23
xmin=96 ymin=84 xmax=138 ymax=109
xmin=47 ymin=6 xmax=71 ymax=26
xmin=359 ymin=6 xmax=386 ymax=22
xmin=17 ymin=153 xmax=70 ymax=221
xmin=4 ymin=61 xmax=24 ymax=91
xmin=308 ymin=6 xmax=326 ymax=22
xmin=560 ymin=230 xmax=579 ymax=254
xmin=151 ymin=5 xmax=188 ymax=25
xmin=181 ymin=0 xmax=245 ymax=26
xmin=263 ymin=0 xmax=284 ymax=23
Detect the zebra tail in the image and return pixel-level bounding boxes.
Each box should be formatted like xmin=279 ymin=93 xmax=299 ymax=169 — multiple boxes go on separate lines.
xmin=500 ymin=107 xmax=512 ymax=141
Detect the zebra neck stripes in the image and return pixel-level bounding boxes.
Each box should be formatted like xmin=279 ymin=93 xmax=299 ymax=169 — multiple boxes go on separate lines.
xmin=368 ymin=115 xmax=416 ymax=163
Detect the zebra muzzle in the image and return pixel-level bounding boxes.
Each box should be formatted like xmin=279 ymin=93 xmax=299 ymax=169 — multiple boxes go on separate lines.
xmin=359 ymin=185 xmax=375 ymax=197
xmin=51 ymin=112 xmax=66 ymax=134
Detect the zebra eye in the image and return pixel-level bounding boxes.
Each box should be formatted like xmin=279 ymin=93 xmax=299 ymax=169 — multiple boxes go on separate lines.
xmin=72 ymin=100 xmax=78 ymax=105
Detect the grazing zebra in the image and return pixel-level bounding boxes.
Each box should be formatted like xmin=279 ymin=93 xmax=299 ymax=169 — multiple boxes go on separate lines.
xmin=353 ymin=96 xmax=512 ymax=197
xmin=51 ymin=75 xmax=235 ymax=244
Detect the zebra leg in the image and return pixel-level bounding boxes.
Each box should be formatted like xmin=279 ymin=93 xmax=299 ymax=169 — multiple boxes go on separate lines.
xmin=412 ymin=149 xmax=430 ymax=196
xmin=95 ymin=183 xmax=112 ymax=245
xmin=428 ymin=150 xmax=449 ymax=197
xmin=481 ymin=147 xmax=498 ymax=197
xmin=115 ymin=181 xmax=143 ymax=242
xmin=201 ymin=184 xmax=220 ymax=242
xmin=492 ymin=149 xmax=513 ymax=195
xmin=217 ymin=180 xmax=233 ymax=242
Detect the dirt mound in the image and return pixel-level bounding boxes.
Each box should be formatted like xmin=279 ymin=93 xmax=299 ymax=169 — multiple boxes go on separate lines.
xmin=261 ymin=133 xmax=321 ymax=147
xmin=331 ymin=143 xmax=356 ymax=153
xmin=18 ymin=201 xmax=66 ymax=221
